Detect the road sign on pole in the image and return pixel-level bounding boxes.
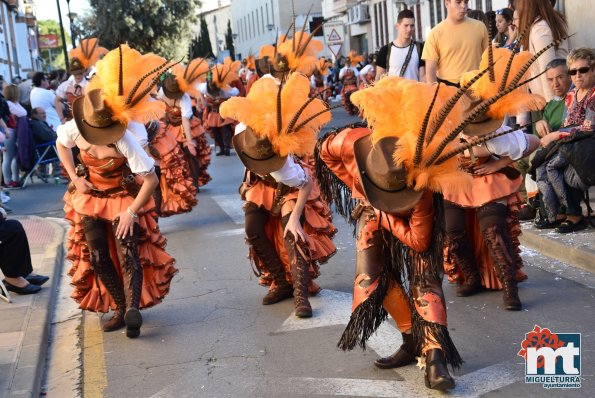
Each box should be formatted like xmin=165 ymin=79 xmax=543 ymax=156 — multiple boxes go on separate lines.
xmin=323 ymin=21 xmax=345 ymax=45
xmin=328 ymin=44 xmax=343 ymax=59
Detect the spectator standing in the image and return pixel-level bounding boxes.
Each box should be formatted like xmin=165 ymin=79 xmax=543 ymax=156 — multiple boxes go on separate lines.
xmin=29 ymin=72 xmax=61 ymax=132
xmin=494 ymin=8 xmax=514 ymax=48
xmin=2 ymin=84 xmax=26 ymax=188
xmin=422 ymin=0 xmax=489 ymax=87
xmin=375 ymin=9 xmax=425 ymax=81
xmin=516 ymin=0 xmax=569 ymax=102
xmin=18 ymin=71 xmax=34 ymax=114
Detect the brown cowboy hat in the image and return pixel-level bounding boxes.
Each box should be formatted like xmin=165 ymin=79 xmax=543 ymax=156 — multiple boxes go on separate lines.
xmin=72 ymin=88 xmax=127 ymax=145
xmin=232 ymin=126 xmax=286 ymax=175
xmin=162 ymin=75 xmax=184 ymax=99
xmin=70 ymin=57 xmax=86 ymax=75
xmin=461 ymin=92 xmax=504 ymax=137
xmin=354 ymin=135 xmax=423 ymax=213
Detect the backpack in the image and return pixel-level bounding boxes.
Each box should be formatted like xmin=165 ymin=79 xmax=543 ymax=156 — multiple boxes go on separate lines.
xmin=386 ymin=41 xmax=423 ymax=77
xmin=558 ymin=131 xmax=595 ymax=187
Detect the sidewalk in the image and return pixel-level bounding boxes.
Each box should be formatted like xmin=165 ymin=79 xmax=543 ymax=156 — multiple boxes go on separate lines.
xmin=0 ymin=216 xmax=65 ymax=398
xmin=519 ymin=188 xmax=595 ymax=273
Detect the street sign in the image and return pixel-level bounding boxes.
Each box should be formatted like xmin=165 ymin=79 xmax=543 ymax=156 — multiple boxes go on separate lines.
xmin=39 ymin=34 xmax=59 ymax=49
xmin=328 ymin=44 xmax=342 ymax=59
xmin=323 ymin=21 xmax=345 ymax=45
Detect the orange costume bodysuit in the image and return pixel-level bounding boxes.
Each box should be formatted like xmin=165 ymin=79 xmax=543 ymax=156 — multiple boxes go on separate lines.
xmin=64 ymin=150 xmax=177 ymax=312
xmin=318 ymin=126 xmax=462 ymax=368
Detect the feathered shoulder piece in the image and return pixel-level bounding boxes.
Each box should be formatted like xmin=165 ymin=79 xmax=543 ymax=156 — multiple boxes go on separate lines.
xmin=172 ymin=57 xmax=209 ymax=97
xmin=69 ymin=37 xmax=108 ymax=69
xmin=347 ymin=51 xmax=364 ymax=65
xmin=220 ymin=72 xmax=332 ymax=157
xmin=461 ymin=47 xmax=545 ymax=119
xmin=86 ymin=44 xmax=176 ymax=125
xmin=211 ymin=57 xmax=241 ymax=89
xmin=351 ymin=77 xmax=471 ymax=193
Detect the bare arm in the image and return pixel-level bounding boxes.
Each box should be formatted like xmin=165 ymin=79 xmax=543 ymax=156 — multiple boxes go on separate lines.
xmin=182 ymin=116 xmax=196 ymax=156
xmin=418 ymin=66 xmax=426 ymax=83
xmin=54 ymin=96 xmax=65 ymax=122
xmin=283 ymin=176 xmax=312 ymax=243
xmin=375 ymin=65 xmax=386 ymax=81
xmin=57 ymin=141 xmax=95 ymax=193
xmin=425 ymin=59 xmax=437 ymax=84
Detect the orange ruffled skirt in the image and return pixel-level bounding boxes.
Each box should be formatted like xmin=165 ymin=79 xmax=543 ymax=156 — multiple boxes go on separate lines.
xmin=154 ymin=123 xmax=198 ymax=217
xmin=189 ymin=117 xmax=212 ymax=187
xmin=64 ymin=190 xmax=178 ymax=312
xmin=244 ymin=161 xmax=337 ymax=293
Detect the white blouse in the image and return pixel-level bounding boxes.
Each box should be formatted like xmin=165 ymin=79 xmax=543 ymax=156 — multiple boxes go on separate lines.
xmin=157 ymin=88 xmax=193 ymax=119
xmin=57 ymin=119 xmax=155 ymax=174
xmin=483 ymin=125 xmax=528 ymax=161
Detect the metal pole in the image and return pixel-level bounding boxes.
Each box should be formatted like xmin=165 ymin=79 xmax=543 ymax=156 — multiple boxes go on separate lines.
xmin=66 ymin=0 xmax=76 ymax=48
xmin=55 ymin=0 xmax=69 ymax=70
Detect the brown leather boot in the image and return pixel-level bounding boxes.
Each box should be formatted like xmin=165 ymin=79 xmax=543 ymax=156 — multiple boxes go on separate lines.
xmin=114 ymin=223 xmax=144 ymax=338
xmin=374 ymin=332 xmax=415 ymax=369
xmin=245 ymin=235 xmax=293 ymax=305
xmin=482 ymin=226 xmax=522 ymax=311
xmin=287 ymin=239 xmax=312 ymax=318
xmin=446 ymin=233 xmax=483 ymax=297
xmin=424 ymin=349 xmax=455 ymax=391
xmin=81 ymin=217 xmax=127 ymax=333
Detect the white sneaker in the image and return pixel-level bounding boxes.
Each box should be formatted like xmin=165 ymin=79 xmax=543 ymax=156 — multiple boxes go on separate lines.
xmin=0 ymin=192 xmax=10 ymax=203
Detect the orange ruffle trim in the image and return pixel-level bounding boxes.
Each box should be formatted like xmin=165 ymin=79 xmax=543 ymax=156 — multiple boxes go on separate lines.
xmin=444 ymin=192 xmax=527 ymax=290
xmin=64 ymin=190 xmax=178 ymax=313
xmin=190 ymin=117 xmax=212 ymax=187
xmin=244 ymin=160 xmax=337 ymax=293
xmin=155 ymin=123 xmax=198 ymax=217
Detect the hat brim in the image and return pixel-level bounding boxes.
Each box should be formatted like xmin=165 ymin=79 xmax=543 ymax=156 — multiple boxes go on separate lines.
xmin=232 ymin=130 xmax=287 ymax=175
xmin=162 ymin=84 xmax=184 ymax=100
xmin=353 ymin=135 xmax=423 ymax=213
xmin=72 ymin=96 xmax=126 ymax=146
xmin=463 ymin=117 xmax=504 ymax=137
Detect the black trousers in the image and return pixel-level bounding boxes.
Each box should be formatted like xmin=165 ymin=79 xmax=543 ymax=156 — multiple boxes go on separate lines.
xmin=213 ymin=125 xmax=233 ymax=151
xmin=0 ymin=219 xmax=33 ymax=278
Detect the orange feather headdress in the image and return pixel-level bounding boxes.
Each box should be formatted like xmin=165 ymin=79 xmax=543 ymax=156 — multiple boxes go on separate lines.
xmin=315 ymin=57 xmax=330 ymax=76
xmin=460 ymin=47 xmax=545 ymax=119
xmin=220 ymin=73 xmax=331 ymax=157
xmin=170 ymin=57 xmax=209 ymax=98
xmin=347 ymin=51 xmax=364 ymax=65
xmin=244 ymin=54 xmax=256 ymax=71
xmin=210 ymin=57 xmax=241 ymax=89
xmin=86 ymin=45 xmax=176 ymax=125
xmin=351 ymin=77 xmax=472 ymax=194
xmin=69 ymin=37 xmax=108 ymax=70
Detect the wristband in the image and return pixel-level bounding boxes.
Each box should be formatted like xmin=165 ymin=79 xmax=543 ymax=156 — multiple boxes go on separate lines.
xmin=127 ymin=207 xmax=139 ymax=220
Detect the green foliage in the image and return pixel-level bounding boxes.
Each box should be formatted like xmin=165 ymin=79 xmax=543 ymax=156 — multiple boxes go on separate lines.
xmin=82 ymin=0 xmax=202 ymax=59
xmin=225 ymin=19 xmax=235 ymax=61
xmin=188 ymin=16 xmax=213 ymax=59
xmin=37 ymin=19 xmax=70 ymax=70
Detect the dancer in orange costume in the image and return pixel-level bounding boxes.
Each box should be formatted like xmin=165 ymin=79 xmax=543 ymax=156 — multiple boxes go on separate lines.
xmin=339 ymin=51 xmax=363 ymax=115
xmin=198 ymin=57 xmax=241 ymax=156
xmin=221 ymin=71 xmax=336 ymax=318
xmin=310 ymin=57 xmax=331 ymax=101
xmin=57 ymin=45 xmax=178 ymax=338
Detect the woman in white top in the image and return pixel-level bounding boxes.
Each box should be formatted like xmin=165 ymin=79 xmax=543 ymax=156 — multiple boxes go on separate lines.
xmin=2 ymin=85 xmax=27 ymax=187
xmin=516 ymin=0 xmax=569 ymax=102
xmin=29 ymin=72 xmax=62 ymax=131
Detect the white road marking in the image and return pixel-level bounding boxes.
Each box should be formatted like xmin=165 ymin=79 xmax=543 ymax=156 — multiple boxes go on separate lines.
xmin=278 ymin=289 xmax=523 ymax=397
xmin=206 ymin=228 xmax=245 ymax=238
xmin=212 ymin=194 xmax=245 ymax=224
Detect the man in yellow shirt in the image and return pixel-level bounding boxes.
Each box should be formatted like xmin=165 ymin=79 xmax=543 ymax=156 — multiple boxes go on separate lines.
xmin=422 ymin=0 xmax=489 ymax=87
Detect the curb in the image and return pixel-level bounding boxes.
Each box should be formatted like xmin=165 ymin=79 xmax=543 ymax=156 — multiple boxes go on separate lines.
xmin=519 ymin=227 xmax=595 ymax=274
xmin=8 ymin=216 xmax=66 ymax=398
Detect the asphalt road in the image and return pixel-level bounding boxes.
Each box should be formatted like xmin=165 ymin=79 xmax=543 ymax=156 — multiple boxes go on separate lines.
xmin=31 ymin=107 xmax=595 ymax=397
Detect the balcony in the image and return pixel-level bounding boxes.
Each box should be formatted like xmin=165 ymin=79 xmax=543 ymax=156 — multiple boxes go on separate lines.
xmin=333 ymin=0 xmax=357 ymax=14
xmin=348 ymin=4 xmax=370 ymax=24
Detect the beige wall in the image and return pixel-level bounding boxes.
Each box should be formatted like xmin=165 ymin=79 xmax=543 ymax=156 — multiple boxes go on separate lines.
xmin=564 ymin=1 xmax=594 ymax=48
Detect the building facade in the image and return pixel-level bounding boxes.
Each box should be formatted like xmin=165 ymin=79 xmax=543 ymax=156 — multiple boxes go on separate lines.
xmin=231 ymin=0 xmax=326 ymax=62
xmin=0 ymin=0 xmax=39 ymax=81
xmin=196 ymin=0 xmax=232 ymax=61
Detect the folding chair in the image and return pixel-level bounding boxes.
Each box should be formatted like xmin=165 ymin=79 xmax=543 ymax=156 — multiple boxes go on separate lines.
xmin=21 ymin=140 xmax=60 ymax=189
xmin=0 ymin=275 xmax=12 ymax=303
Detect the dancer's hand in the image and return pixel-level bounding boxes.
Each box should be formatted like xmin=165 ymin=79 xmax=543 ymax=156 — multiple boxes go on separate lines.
xmin=73 ymin=177 xmax=95 ymax=193
xmin=473 ymin=157 xmax=509 ymax=175
xmin=114 ymin=211 xmax=136 ymax=239
xmin=186 ymin=140 xmax=197 ymax=156
xmin=284 ymin=213 xmax=308 ymax=244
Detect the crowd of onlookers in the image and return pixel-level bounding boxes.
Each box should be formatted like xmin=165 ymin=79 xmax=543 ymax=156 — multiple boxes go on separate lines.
xmin=0 ymin=69 xmax=73 ymax=211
